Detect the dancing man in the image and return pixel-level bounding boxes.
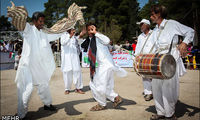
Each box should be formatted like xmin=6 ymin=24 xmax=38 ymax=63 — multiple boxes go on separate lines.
xmin=7 ymin=2 xmax=86 ymax=119
xmin=149 ymin=4 xmax=194 ymax=120
xmin=81 ymin=23 xmax=127 ymax=111
xmin=14 ymin=11 xmax=63 ymax=119
xmin=60 ymin=28 xmax=85 ymax=94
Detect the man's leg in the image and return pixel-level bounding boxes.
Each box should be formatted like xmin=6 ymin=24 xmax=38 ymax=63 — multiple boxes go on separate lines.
xmin=89 ymin=67 xmax=108 ymax=109
xmin=36 ymin=84 xmax=56 ymax=111
xmin=162 ymin=71 xmax=179 ymax=118
xmin=105 ymin=69 xmax=122 ymax=108
xmin=73 ymin=71 xmax=84 ymax=94
xmin=63 ymin=71 xmax=73 ymax=93
xmin=15 ymin=66 xmax=33 ymax=119
xmin=105 ymin=69 xmax=118 ymax=102
xmin=143 ymin=78 xmax=153 ymax=101
xmin=152 ymin=79 xmax=165 ymax=117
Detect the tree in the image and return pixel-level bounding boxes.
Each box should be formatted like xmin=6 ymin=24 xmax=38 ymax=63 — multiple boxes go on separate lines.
xmin=0 ymin=16 xmax=12 ymax=31
xmin=44 ymin=0 xmax=68 ymax=27
xmin=139 ymin=0 xmax=200 ymax=46
xmin=105 ymin=19 xmax=122 ymax=44
xmin=43 ymin=0 xmax=140 ymax=43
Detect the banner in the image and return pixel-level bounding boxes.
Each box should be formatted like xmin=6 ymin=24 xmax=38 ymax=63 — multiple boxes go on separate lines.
xmin=112 ymin=51 xmax=134 ymax=67
xmin=81 ymin=51 xmax=134 ymax=67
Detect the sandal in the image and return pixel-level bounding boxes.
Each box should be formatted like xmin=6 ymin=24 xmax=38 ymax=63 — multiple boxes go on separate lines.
xmin=64 ymin=90 xmax=70 ymax=95
xmin=113 ymin=96 xmax=123 ymax=108
xmin=150 ymin=114 xmax=165 ymax=120
xmin=75 ymin=89 xmax=85 ymax=94
xmin=90 ymin=104 xmax=106 ymax=111
xmin=165 ymin=114 xmax=177 ymax=120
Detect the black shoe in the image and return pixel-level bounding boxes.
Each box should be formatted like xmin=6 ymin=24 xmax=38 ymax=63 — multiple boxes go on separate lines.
xmin=44 ymin=104 xmax=57 ymax=111
xmin=142 ymin=92 xmax=145 ymax=95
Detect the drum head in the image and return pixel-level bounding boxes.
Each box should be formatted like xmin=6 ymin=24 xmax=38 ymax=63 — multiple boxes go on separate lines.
xmin=161 ymin=54 xmax=176 ymax=79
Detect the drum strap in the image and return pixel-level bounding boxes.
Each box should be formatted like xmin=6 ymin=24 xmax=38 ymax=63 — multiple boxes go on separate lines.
xmin=149 ymin=21 xmax=168 ymax=53
xmin=139 ymin=30 xmax=153 ymax=54
xmin=167 ymin=35 xmax=175 ymax=54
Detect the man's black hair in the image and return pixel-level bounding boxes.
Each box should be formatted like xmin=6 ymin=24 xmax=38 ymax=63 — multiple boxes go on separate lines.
xmin=32 ymin=12 xmax=45 ymax=22
xmin=86 ymin=22 xmax=97 ymax=29
xmin=151 ymin=4 xmax=168 ymax=19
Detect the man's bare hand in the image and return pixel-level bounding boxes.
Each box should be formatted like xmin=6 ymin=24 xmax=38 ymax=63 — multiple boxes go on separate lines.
xmin=90 ymin=25 xmax=97 ymax=35
xmin=178 ymin=42 xmax=187 ymax=57
xmin=80 ymin=27 xmax=87 ymax=38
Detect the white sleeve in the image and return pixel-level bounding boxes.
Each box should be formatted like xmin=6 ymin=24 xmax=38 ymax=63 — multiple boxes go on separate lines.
xmin=173 ymin=20 xmax=195 ymax=44
xmin=46 ymin=33 xmax=63 ymax=42
xmin=95 ymin=32 xmax=110 ymax=45
xmin=23 ymin=23 xmax=31 ymax=34
xmin=60 ymin=33 xmax=71 ymax=45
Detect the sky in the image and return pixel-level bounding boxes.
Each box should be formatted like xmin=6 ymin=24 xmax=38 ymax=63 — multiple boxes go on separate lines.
xmin=1 ymin=0 xmax=148 ymax=17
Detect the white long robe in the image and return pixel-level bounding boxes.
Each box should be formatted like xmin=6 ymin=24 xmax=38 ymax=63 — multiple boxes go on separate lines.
xmin=15 ymin=23 xmax=62 ymax=118
xmin=135 ymin=30 xmax=154 ymax=95
xmin=89 ymin=33 xmax=127 ymax=106
xmin=151 ymin=19 xmax=194 ymax=117
xmin=60 ymin=33 xmax=83 ymax=90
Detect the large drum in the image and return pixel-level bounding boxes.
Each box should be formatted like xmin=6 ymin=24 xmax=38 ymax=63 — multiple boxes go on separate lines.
xmin=134 ymin=54 xmax=176 ymax=79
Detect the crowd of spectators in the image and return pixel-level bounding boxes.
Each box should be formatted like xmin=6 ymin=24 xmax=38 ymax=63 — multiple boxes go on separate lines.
xmin=1 ymin=38 xmax=199 ymax=70
xmin=182 ymin=43 xmax=200 ymax=70
xmin=0 ymin=40 xmax=22 ymax=53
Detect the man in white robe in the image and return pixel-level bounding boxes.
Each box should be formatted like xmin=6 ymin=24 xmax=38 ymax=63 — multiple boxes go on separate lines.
xmin=15 ymin=12 xmax=63 ymax=119
xmin=60 ymin=28 xmax=84 ymax=94
xmin=81 ymin=23 xmax=127 ymax=111
xmin=135 ymin=19 xmax=154 ymax=101
xmin=149 ymin=5 xmax=194 ymax=120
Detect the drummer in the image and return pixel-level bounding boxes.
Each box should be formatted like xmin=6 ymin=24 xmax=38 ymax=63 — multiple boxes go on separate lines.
xmin=149 ymin=4 xmax=194 ymax=120
xmin=135 ymin=19 xmax=154 ymax=101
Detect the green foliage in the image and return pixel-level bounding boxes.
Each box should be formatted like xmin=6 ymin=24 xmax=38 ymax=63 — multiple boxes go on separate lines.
xmin=0 ymin=16 xmax=12 ymax=31
xmin=0 ymin=15 xmax=18 ymax=31
xmin=43 ymin=0 xmax=140 ymax=43
xmin=104 ymin=19 xmax=122 ymax=44
xmin=139 ymin=0 xmax=200 ymax=46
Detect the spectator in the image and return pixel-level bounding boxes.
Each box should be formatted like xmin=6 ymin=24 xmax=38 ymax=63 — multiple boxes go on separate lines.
xmin=114 ymin=42 xmax=122 ymax=52
xmin=132 ymin=39 xmax=137 ymax=53
xmin=108 ymin=40 xmax=115 ymax=52
xmin=122 ymin=40 xmax=132 ymax=50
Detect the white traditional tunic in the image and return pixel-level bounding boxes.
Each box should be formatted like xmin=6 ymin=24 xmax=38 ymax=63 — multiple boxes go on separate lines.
xmin=89 ymin=33 xmax=127 ymax=106
xmin=15 ymin=23 xmax=62 ymax=118
xmin=60 ymin=32 xmax=83 ymax=90
xmin=151 ymin=19 xmax=194 ymax=117
xmin=135 ymin=30 xmax=154 ymax=95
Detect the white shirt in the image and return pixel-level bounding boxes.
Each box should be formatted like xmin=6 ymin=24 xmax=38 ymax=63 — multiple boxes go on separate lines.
xmin=135 ymin=30 xmax=154 ymax=55
xmin=60 ymin=32 xmax=81 ymax=72
xmin=16 ymin=23 xmax=62 ymax=85
xmin=152 ymin=19 xmax=194 ymax=58
xmin=93 ymin=33 xmax=114 ymax=67
xmin=151 ymin=19 xmax=194 ymax=77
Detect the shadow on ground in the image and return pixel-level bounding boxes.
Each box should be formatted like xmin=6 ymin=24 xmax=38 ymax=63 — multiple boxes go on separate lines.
xmin=145 ymin=100 xmax=200 ymax=118
xmin=23 ymin=97 xmax=136 ymax=119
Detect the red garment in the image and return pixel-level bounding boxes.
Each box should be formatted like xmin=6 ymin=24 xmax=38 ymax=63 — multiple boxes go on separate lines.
xmin=132 ymin=43 xmax=136 ymax=51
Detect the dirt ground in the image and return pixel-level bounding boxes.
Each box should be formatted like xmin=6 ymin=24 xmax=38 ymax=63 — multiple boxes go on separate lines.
xmin=1 ymin=68 xmax=200 ymax=120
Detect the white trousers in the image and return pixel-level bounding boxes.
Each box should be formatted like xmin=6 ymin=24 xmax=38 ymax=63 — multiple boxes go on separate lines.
xmin=152 ymin=68 xmax=179 ymax=117
xmin=16 ymin=66 xmax=52 ymax=119
xmin=17 ymin=84 xmax=52 ymax=118
xmin=142 ymin=78 xmax=152 ymax=95
xmin=62 ymin=70 xmax=83 ymax=91
xmin=90 ymin=68 xmax=118 ymax=106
